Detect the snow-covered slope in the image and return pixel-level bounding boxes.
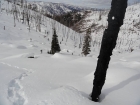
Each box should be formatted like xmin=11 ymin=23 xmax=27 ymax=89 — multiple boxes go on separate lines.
xmin=0 ymin=1 xmax=140 ymax=105
xmin=73 ymin=3 xmax=140 ymax=33
xmin=73 ymin=3 xmax=140 ymax=53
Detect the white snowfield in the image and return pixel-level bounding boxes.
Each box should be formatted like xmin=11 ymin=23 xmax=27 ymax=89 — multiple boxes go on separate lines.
xmin=0 ymin=1 xmax=140 ymax=105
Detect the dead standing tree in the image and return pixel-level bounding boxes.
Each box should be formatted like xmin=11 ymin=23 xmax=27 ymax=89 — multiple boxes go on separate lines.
xmin=0 ymin=0 xmax=1 ymax=12
xmin=24 ymin=1 xmax=31 ymax=32
xmin=91 ymin=0 xmax=128 ymax=102
xmin=12 ymin=0 xmax=18 ymax=27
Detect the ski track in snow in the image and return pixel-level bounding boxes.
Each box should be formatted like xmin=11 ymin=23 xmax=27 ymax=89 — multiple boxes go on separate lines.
xmin=0 ymin=62 xmax=34 ymax=105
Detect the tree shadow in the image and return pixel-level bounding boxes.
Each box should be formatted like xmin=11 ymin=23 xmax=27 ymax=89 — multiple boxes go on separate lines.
xmin=100 ymin=73 xmax=140 ymax=101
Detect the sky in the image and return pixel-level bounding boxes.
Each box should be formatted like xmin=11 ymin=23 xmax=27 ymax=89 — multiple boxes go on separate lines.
xmin=29 ymin=0 xmax=140 ymax=8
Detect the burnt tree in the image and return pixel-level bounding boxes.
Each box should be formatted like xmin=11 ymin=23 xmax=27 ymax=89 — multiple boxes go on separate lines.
xmin=91 ymin=0 xmax=128 ymax=102
xmin=82 ymin=28 xmax=91 ymax=56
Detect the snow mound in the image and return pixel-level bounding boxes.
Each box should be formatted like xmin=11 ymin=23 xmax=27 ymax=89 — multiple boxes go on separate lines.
xmin=17 ymin=45 xmax=27 ymax=49
xmin=28 ymin=44 xmax=38 ymax=48
xmin=21 ymin=53 xmax=35 ymax=58
xmin=61 ymin=49 xmax=73 ymax=53
xmin=71 ymin=57 xmax=94 ymax=64
xmin=52 ymin=53 xmax=72 ymax=60
xmin=9 ymin=44 xmax=16 ymax=48
xmin=39 ymin=86 xmax=92 ymax=105
xmin=1 ymin=43 xmax=27 ymax=49
xmin=1 ymin=43 xmax=16 ymax=48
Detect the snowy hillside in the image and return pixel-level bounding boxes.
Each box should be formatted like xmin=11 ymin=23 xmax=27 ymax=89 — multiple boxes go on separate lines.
xmin=0 ymin=1 xmax=140 ymax=105
xmin=73 ymin=3 xmax=140 ymax=33
xmin=27 ymin=1 xmax=96 ymax=15
xmin=73 ymin=3 xmax=140 ymax=53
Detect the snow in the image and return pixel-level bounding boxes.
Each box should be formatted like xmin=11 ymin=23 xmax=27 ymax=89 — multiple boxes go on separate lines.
xmin=21 ymin=53 xmax=35 ymax=58
xmin=0 ymin=1 xmax=140 ymax=105
xmin=78 ymin=4 xmax=140 ymax=53
xmin=112 ymin=16 xmax=115 ymax=20
xmin=28 ymin=1 xmax=92 ymax=15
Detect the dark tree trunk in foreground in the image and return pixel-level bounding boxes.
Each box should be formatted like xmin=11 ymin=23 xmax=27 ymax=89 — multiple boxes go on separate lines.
xmin=91 ymin=0 xmax=128 ymax=102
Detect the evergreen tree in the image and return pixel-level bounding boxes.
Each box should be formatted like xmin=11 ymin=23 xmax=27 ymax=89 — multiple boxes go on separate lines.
xmin=50 ymin=28 xmax=61 ymax=54
xmin=82 ymin=28 xmax=91 ymax=56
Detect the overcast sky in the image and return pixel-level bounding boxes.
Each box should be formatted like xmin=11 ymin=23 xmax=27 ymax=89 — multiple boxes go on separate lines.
xmin=29 ymin=0 xmax=140 ymax=8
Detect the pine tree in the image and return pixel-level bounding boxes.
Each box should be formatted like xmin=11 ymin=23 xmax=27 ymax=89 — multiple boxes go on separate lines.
xmin=82 ymin=28 xmax=91 ymax=56
xmin=50 ymin=28 xmax=61 ymax=54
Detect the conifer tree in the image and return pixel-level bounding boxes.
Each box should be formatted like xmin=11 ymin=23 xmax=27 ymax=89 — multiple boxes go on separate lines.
xmin=82 ymin=28 xmax=91 ymax=56
xmin=50 ymin=28 xmax=61 ymax=54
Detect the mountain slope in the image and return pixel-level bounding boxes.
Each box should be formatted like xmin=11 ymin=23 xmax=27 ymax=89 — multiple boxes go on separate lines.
xmin=28 ymin=1 xmax=96 ymax=15
xmin=72 ymin=3 xmax=140 ymax=53
xmin=0 ymin=1 xmax=140 ymax=105
xmin=73 ymin=3 xmax=140 ymax=33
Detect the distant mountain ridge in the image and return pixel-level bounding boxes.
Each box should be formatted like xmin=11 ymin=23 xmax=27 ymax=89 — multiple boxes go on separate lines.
xmin=28 ymin=1 xmax=97 ymax=15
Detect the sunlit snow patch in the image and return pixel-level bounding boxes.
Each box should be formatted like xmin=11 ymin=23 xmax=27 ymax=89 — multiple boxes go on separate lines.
xmin=38 ymin=86 xmax=92 ymax=105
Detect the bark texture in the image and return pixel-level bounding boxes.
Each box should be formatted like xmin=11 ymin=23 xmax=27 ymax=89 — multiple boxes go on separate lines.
xmin=91 ymin=0 xmax=128 ymax=102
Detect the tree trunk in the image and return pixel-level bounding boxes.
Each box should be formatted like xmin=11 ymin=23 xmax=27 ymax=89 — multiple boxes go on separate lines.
xmin=91 ymin=0 xmax=128 ymax=102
